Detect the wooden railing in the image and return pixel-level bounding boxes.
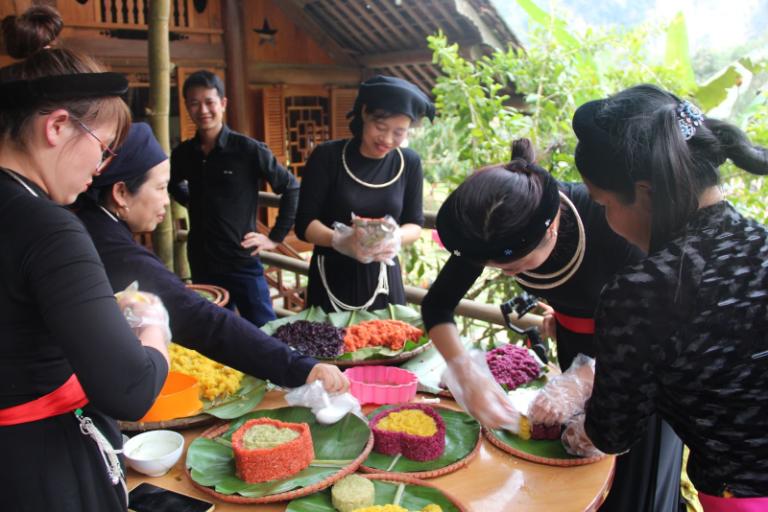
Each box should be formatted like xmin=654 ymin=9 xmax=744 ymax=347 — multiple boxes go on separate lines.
xmin=98 ymin=0 xmax=190 ymax=28
xmin=253 ymin=192 xmax=541 ymax=330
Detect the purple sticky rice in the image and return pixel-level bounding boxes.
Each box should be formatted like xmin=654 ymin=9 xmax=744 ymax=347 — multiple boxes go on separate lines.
xmin=370 ymin=404 xmax=446 ymax=462
xmin=486 ymin=344 xmax=540 ymax=389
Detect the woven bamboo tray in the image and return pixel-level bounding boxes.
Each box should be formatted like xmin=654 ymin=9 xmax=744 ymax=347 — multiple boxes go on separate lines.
xmin=186 ymin=283 xmax=230 ymax=307
xmin=329 ymin=340 xmax=434 ymax=367
xmin=119 ymin=413 xmax=215 ymax=432
xmin=483 ymin=427 xmax=607 ymax=466
xmin=186 ymin=420 xmax=375 ymax=504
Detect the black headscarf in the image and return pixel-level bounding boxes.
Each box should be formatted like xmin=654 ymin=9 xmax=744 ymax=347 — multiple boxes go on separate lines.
xmin=91 ymin=122 xmax=167 ymax=189
xmin=347 ymin=75 xmax=435 ymax=136
xmin=0 ymin=72 xmax=128 ymax=107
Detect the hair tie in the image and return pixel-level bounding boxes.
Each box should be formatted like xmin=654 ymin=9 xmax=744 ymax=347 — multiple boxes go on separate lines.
xmin=677 ymin=100 xmax=704 ymax=140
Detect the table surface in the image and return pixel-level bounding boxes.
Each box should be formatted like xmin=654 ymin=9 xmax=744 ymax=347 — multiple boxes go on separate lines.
xmin=127 ymin=392 xmax=615 ymax=512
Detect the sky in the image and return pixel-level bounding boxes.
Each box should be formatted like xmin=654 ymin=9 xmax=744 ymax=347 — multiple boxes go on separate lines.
xmin=495 ymin=0 xmax=768 ymax=55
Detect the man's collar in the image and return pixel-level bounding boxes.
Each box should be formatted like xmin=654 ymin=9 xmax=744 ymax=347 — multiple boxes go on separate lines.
xmin=194 ymin=124 xmax=230 ymax=150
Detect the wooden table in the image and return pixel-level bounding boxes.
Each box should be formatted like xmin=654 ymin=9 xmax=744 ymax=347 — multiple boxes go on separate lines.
xmin=127 ymin=392 xmax=615 ymax=512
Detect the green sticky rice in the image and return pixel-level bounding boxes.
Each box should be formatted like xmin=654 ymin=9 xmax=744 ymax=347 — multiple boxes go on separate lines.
xmin=331 ymin=474 xmax=375 ymax=512
xmin=241 ymin=424 xmax=299 ymax=449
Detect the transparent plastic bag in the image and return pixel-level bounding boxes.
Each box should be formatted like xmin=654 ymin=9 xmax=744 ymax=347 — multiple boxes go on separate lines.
xmin=114 ymin=281 xmax=172 ymax=346
xmin=527 ymin=353 xmax=595 ymax=426
xmin=442 ymin=349 xmax=521 ymax=432
xmin=561 ymin=413 xmax=605 ymax=457
xmin=285 ymin=380 xmax=363 ymax=425
xmin=331 ymin=213 xmax=401 ymax=265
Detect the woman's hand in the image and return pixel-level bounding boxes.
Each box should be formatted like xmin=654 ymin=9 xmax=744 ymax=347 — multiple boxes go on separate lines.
xmin=241 ymin=232 xmax=278 ymax=256
xmin=444 ymin=352 xmax=520 ymax=430
xmin=306 ymin=363 xmax=349 ymax=394
xmin=537 ymin=301 xmax=556 ymax=339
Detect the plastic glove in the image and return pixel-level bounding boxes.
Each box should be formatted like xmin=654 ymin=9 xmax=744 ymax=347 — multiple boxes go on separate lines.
xmin=285 ymin=380 xmax=363 ymax=425
xmin=442 ymin=350 xmax=521 ymax=431
xmin=528 ymin=354 xmax=595 ymax=426
xmin=114 ymin=281 xmax=172 ymax=346
xmin=561 ymin=413 xmax=605 ymax=458
xmin=331 ymin=214 xmax=401 ymax=265
xmin=306 ymin=363 xmax=349 ymax=394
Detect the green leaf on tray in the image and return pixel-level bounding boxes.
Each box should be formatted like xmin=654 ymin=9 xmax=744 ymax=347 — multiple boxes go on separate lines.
xmin=186 ymin=406 xmax=371 ymax=498
xmin=285 ymin=479 xmax=460 ymax=512
xmin=202 ymin=376 xmax=267 ymax=419
xmin=362 ymin=406 xmax=480 ymax=473
xmin=489 ymin=428 xmax=582 ymax=460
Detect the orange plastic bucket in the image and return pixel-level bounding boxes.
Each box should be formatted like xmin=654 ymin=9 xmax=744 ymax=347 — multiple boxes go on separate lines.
xmin=139 ymin=371 xmax=203 ymax=422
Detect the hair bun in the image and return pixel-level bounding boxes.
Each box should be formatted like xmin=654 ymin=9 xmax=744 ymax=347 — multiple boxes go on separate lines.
xmin=510 ymin=138 xmax=536 ymax=164
xmin=2 ymin=5 xmax=62 ymax=59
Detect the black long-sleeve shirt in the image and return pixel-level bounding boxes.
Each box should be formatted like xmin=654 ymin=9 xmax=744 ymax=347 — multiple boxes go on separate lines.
xmin=586 ymin=201 xmax=768 ymax=497
xmin=0 ymin=169 xmax=167 ymax=511
xmin=169 ymin=125 xmax=299 ymax=275
xmin=77 ymin=202 xmax=318 ymax=388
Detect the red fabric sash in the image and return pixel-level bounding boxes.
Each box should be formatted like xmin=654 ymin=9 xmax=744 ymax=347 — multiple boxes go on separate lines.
xmin=699 ymin=492 xmax=768 ymax=512
xmin=0 ymin=374 xmax=88 ymax=426
xmin=554 ymin=311 xmax=595 ymax=335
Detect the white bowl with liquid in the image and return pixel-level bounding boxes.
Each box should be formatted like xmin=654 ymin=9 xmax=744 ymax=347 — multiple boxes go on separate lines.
xmin=123 ymin=430 xmax=185 ymax=477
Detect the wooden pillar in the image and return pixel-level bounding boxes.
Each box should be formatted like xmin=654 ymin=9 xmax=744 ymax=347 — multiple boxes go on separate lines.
xmin=221 ymin=0 xmax=249 ymax=134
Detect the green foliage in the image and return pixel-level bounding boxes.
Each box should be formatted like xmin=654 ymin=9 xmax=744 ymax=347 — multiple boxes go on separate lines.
xmin=404 ymin=0 xmax=768 ymax=339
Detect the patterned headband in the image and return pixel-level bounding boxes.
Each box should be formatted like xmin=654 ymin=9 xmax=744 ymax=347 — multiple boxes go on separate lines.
xmin=676 ymin=100 xmax=704 ymax=141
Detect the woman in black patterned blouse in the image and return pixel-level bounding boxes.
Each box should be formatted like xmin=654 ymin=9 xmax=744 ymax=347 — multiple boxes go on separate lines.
xmin=567 ymin=84 xmax=768 ymax=510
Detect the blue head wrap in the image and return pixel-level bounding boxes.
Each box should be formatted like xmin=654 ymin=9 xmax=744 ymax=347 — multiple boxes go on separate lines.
xmin=91 ymin=122 xmax=167 ymax=189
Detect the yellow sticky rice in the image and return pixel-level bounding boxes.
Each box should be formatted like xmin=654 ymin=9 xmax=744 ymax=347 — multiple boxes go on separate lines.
xmin=352 ymin=506 xmax=442 ymax=512
xmin=169 ymin=343 xmax=243 ymax=401
xmin=376 ymin=409 xmax=437 ymax=437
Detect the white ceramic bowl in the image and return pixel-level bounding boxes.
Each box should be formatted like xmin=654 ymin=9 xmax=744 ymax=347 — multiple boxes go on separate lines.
xmin=123 ymin=430 xmax=185 ymax=477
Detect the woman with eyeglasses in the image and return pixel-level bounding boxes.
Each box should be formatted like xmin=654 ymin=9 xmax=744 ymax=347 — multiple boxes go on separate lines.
xmin=76 ymin=122 xmax=349 ymax=393
xmin=0 ymin=7 xmax=169 ymax=511
xmin=294 ymin=76 xmax=433 ymax=313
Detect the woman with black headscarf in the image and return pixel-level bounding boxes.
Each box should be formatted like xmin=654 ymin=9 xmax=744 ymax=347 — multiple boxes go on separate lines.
xmin=563 ymin=85 xmax=768 ymax=511
xmin=421 ymin=139 xmax=683 ymax=512
xmin=294 ymin=75 xmax=434 ymax=312
xmin=77 ymin=123 xmax=349 ymax=393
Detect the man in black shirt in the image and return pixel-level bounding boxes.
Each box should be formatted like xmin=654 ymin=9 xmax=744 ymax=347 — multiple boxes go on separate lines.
xmin=169 ymin=70 xmax=298 ymax=326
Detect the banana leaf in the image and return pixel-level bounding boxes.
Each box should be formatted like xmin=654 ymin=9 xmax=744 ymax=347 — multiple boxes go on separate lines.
xmin=186 ymin=406 xmax=371 ymax=498
xmin=202 ymin=376 xmax=267 ymax=419
xmin=489 ymin=428 xmax=582 ymax=460
xmin=261 ymin=305 xmax=429 ymax=361
xmin=363 ymin=406 xmax=480 ymax=472
xmin=285 ymin=479 xmax=460 ymax=512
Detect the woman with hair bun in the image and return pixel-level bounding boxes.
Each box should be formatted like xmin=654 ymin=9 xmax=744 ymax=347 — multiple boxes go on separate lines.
xmin=295 ymin=75 xmax=433 ymax=313
xmin=0 ymin=6 xmax=169 ymax=511
xmin=422 ymin=138 xmax=682 ymax=511
xmin=565 ymin=84 xmax=768 ymax=510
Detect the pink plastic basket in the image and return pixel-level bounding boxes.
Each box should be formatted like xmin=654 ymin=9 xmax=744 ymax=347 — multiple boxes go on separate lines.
xmin=345 ymin=366 xmax=418 ymax=405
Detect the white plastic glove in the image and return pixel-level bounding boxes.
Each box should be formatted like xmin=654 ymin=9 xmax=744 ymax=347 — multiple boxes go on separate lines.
xmin=114 ymin=282 xmax=172 ymax=346
xmin=331 ymin=214 xmax=401 ymax=265
xmin=528 ymin=354 xmax=595 ymax=426
xmin=561 ymin=413 xmax=605 ymax=458
xmin=285 ymin=380 xmax=363 ymax=425
xmin=442 ymin=350 xmax=521 ymax=431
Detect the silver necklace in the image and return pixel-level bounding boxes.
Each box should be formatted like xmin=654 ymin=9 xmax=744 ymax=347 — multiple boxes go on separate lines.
xmin=99 ymin=205 xmax=120 ymax=223
xmin=342 ymin=139 xmax=404 ymax=189
xmin=2 ymin=169 xmax=39 ymax=197
xmin=516 ymin=192 xmax=586 ymax=290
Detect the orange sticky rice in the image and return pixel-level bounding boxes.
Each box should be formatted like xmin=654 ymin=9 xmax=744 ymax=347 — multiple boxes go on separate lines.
xmin=231 ymin=418 xmax=314 ymax=483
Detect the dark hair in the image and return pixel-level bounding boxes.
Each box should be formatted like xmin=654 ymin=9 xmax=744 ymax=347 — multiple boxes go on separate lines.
xmin=574 ymin=84 xmax=768 ymax=251
xmin=182 ymin=70 xmax=225 ymax=99
xmin=0 ymin=6 xmax=130 ymax=147
xmin=89 ymin=172 xmax=151 ymax=207
xmin=443 ymin=139 xmax=556 ymax=263
xmin=348 ymin=106 xmax=416 ymax=139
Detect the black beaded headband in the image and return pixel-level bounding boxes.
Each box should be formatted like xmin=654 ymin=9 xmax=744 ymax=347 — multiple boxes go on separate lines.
xmin=0 ymin=72 xmax=128 ymax=108
xmin=436 ymin=166 xmax=561 ymax=262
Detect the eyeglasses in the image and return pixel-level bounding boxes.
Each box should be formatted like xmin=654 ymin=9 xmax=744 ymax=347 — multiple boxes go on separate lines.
xmin=71 ymin=117 xmax=118 ymax=168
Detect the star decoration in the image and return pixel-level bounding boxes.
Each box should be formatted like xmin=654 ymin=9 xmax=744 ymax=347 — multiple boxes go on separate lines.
xmin=504 ymin=249 xmax=514 ymax=256
xmin=453 ymin=249 xmax=461 ymax=257
xmin=544 ymin=218 xmax=551 ymax=227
